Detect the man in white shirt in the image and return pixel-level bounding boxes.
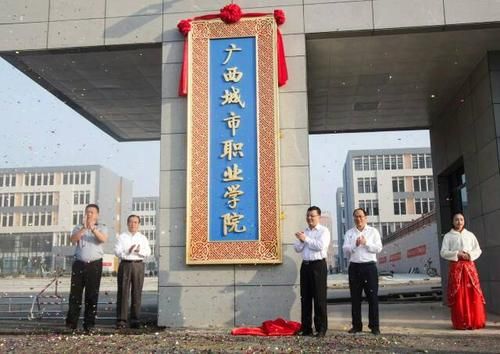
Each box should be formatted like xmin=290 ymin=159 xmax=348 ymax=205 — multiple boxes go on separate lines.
xmin=342 ymin=207 xmax=382 ymax=335
xmin=294 ymin=206 xmax=331 ymax=337
xmin=115 ymin=214 xmax=152 ymax=329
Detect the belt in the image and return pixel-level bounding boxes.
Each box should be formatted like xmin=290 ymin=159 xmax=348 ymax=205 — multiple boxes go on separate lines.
xmin=302 ymin=259 xmax=325 ymax=265
xmin=121 ymin=260 xmax=143 ymax=263
xmin=350 ymin=261 xmax=376 ymax=266
xmin=75 ymin=258 xmax=102 ymax=264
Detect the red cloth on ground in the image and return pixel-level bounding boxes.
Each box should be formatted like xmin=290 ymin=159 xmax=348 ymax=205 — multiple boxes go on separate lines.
xmin=447 ymin=260 xmax=486 ymax=330
xmin=231 ymin=318 xmax=301 ymax=336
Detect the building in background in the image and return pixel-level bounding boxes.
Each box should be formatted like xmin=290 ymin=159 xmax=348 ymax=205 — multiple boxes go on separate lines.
xmin=319 ymin=212 xmax=337 ymax=273
xmin=132 ymin=196 xmax=159 ymax=275
xmin=0 ymin=165 xmax=132 ymax=275
xmin=338 ymin=148 xmax=435 ymax=268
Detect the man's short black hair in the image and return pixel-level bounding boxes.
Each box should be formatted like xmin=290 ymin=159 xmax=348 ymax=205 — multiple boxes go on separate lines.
xmin=85 ymin=204 xmax=99 ymax=213
xmin=352 ymin=207 xmax=368 ymax=216
xmin=307 ymin=206 xmax=322 ymax=216
xmin=127 ymin=214 xmax=141 ymax=224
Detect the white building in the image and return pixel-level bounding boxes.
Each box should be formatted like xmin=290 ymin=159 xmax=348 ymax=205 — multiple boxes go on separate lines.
xmin=0 ymin=165 xmax=132 ymax=275
xmin=132 ymin=196 xmax=159 ymax=274
xmin=338 ymin=148 xmax=435 ymax=268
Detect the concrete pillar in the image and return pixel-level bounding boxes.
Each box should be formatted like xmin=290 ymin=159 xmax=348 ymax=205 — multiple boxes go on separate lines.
xmin=158 ymin=4 xmax=309 ymax=327
xmin=431 ymin=52 xmax=500 ymax=314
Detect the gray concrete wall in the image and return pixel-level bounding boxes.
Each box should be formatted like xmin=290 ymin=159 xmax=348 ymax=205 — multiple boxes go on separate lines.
xmin=430 ymin=53 xmax=500 ymax=314
xmin=5 ymin=1 xmax=500 ymax=52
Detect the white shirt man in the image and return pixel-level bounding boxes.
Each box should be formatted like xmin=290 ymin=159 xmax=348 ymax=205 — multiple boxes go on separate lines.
xmin=114 ymin=215 xmax=151 ymax=329
xmin=342 ymin=208 xmax=382 ymax=336
xmin=293 ymin=206 xmax=330 ymax=337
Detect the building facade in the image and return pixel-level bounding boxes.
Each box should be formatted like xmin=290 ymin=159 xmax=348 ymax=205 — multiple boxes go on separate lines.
xmin=132 ymin=196 xmax=159 ymax=274
xmin=339 ymin=148 xmax=434 ymax=267
xmin=0 ymin=165 xmax=132 ymax=275
xmin=343 ymin=148 xmax=434 ymax=234
xmin=2 ymin=0 xmax=500 ymax=322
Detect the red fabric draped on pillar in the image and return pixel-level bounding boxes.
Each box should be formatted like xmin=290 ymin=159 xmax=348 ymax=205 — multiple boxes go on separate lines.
xmin=447 ymin=260 xmax=486 ymax=330
xmin=177 ymin=5 xmax=288 ymax=96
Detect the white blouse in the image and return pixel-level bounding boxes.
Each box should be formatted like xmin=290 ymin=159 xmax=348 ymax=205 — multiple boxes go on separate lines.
xmin=440 ymin=228 xmax=482 ymax=262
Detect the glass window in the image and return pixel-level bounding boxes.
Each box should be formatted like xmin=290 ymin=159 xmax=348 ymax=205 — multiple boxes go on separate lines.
xmin=397 ymin=155 xmax=403 ymax=169
xmin=394 ymin=199 xmax=406 ymax=215
xmin=354 ymin=157 xmax=362 ymax=171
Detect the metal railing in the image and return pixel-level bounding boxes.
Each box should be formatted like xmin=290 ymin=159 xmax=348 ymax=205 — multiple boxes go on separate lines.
xmin=0 ymin=272 xmax=117 ymax=321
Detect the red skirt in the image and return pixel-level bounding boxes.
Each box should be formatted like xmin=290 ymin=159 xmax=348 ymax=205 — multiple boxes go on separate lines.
xmin=447 ymin=260 xmax=486 ymax=330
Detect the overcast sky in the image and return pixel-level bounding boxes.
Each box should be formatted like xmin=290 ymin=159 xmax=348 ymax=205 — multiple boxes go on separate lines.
xmin=1 ymin=57 xmax=430 ymax=235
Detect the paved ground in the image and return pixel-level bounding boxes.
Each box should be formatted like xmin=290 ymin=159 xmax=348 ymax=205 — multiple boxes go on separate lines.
xmin=1 ymin=276 xmax=500 ymax=353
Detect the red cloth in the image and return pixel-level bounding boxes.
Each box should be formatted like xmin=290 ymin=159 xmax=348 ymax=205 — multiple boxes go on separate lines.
xmin=447 ymin=260 xmax=486 ymax=330
xmin=177 ymin=11 xmax=288 ymax=96
xmin=231 ymin=318 xmax=301 ymax=336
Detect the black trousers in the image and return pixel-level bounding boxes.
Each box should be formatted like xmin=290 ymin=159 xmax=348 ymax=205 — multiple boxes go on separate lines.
xmin=300 ymin=259 xmax=328 ymax=334
xmin=66 ymin=259 xmax=103 ymax=330
xmin=116 ymin=260 xmax=145 ymax=325
xmin=348 ymin=262 xmax=379 ymax=331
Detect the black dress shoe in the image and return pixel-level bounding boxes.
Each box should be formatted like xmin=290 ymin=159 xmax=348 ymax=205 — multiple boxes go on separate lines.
xmin=116 ymin=322 xmax=127 ymax=329
xmin=371 ymin=329 xmax=381 ymax=336
xmin=348 ymin=328 xmax=362 ymax=334
xmin=297 ymin=330 xmax=313 ymax=336
xmin=314 ymin=332 xmax=326 ymax=337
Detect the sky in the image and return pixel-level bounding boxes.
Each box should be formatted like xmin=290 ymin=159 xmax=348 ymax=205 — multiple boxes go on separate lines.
xmin=1 ymin=57 xmax=430 ymax=232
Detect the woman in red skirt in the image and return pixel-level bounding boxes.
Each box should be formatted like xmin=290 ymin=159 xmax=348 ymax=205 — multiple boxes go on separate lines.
xmin=440 ymin=212 xmax=486 ymax=330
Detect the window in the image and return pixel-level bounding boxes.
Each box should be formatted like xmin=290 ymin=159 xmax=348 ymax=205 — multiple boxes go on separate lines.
xmin=1 ymin=213 xmax=14 ymax=227
xmin=369 ymin=156 xmax=377 ymax=170
xmin=0 ymin=174 xmax=16 ymax=187
xmin=412 ymin=153 xmax=432 ymax=169
xmin=0 ymin=194 xmax=15 ymax=207
xmin=354 ymin=157 xmax=362 ymax=171
xmin=413 ymin=176 xmax=434 ymax=192
xmin=415 ymin=198 xmax=435 ymax=214
xmin=376 ymin=155 xmax=384 ymax=170
xmin=392 ymin=177 xmax=405 ymax=192
xmin=394 ymin=198 xmax=406 ymax=215
xmin=359 ymin=200 xmax=379 ymax=216
xmin=397 ymin=155 xmax=403 ymax=169
xmin=358 ymin=177 xmax=377 ymax=193
xmin=72 ymin=211 xmax=84 ymax=226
